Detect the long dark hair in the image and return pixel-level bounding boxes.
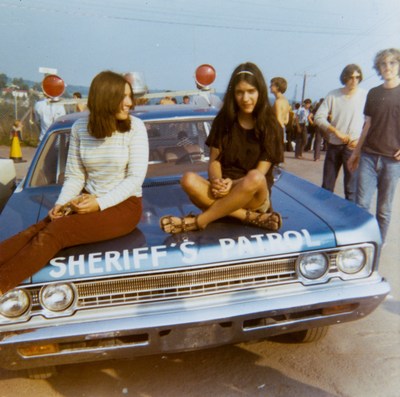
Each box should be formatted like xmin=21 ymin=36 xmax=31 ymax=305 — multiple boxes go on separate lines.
xmin=87 ymin=71 xmax=134 ymax=138
xmin=212 ymin=62 xmax=283 ymax=164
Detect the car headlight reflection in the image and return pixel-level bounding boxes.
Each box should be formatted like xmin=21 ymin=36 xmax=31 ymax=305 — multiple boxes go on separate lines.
xmin=298 ymin=253 xmax=329 ymax=280
xmin=337 ymin=248 xmax=366 ymax=274
xmin=40 ymin=283 xmax=75 ymax=312
xmin=0 ymin=289 xmax=31 ymax=318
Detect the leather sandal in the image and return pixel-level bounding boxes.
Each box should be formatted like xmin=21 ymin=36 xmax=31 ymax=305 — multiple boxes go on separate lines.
xmin=244 ymin=210 xmax=282 ymax=231
xmin=160 ymin=214 xmax=201 ymax=234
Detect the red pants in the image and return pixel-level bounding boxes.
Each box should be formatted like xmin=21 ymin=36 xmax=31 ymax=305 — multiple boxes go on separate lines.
xmin=0 ymin=196 xmax=142 ymax=294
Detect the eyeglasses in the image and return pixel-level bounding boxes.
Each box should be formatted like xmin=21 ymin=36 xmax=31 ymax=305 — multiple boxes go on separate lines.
xmin=348 ymin=75 xmax=361 ymax=81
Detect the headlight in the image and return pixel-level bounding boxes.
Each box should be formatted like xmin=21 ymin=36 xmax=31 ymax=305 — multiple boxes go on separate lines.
xmin=40 ymin=283 xmax=75 ymax=312
xmin=0 ymin=289 xmax=31 ymax=318
xmin=297 ymin=253 xmax=329 ymax=280
xmin=337 ymin=248 xmax=366 ymax=274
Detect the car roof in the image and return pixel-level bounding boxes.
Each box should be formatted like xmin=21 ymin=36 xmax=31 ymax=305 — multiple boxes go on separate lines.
xmin=50 ymin=104 xmax=219 ymax=131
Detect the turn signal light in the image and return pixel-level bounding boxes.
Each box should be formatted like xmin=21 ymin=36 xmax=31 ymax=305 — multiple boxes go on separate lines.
xmin=18 ymin=344 xmax=59 ymax=357
xmin=322 ymin=303 xmax=358 ymax=315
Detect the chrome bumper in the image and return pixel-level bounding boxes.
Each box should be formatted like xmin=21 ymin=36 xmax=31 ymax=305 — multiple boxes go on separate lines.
xmin=0 ymin=276 xmax=390 ymax=371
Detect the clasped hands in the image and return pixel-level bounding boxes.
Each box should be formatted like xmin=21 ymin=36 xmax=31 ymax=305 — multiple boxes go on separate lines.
xmin=210 ymin=177 xmax=232 ymax=199
xmin=49 ymin=193 xmax=100 ymax=220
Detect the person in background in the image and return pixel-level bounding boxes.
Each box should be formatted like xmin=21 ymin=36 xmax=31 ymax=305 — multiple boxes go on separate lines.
xmin=160 ymin=96 xmax=175 ymax=105
xmin=285 ymin=105 xmax=295 ymax=152
xmin=160 ymin=62 xmax=284 ymax=234
xmin=192 ymin=81 xmax=223 ymax=108
xmin=0 ymin=71 xmax=149 ymax=296
xmin=183 ymin=95 xmax=190 ymax=104
xmin=73 ymin=92 xmax=87 ymax=112
xmin=294 ymin=98 xmax=312 ymax=159
xmin=10 ymin=120 xmax=23 ymax=141
xmin=315 ymin=64 xmax=366 ymax=201
xmin=291 ymin=103 xmax=301 ymax=152
xmin=34 ymin=94 xmax=66 ymax=141
xmin=270 ymin=77 xmax=290 ymax=128
xmin=348 ymin=49 xmax=400 ymax=242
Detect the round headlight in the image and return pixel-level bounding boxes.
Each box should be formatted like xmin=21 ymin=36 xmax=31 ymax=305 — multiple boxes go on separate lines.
xmin=337 ymin=248 xmax=366 ymax=274
xmin=298 ymin=253 xmax=329 ymax=280
xmin=40 ymin=283 xmax=75 ymax=312
xmin=0 ymin=289 xmax=31 ymax=318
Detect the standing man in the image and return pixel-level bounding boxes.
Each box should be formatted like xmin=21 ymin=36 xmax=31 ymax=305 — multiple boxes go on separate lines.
xmin=348 ymin=48 xmax=400 ymax=243
xmin=34 ymin=95 xmax=66 ymax=141
xmin=315 ymin=64 xmax=366 ymax=201
xmin=73 ymin=92 xmax=87 ymax=112
xmin=192 ymin=81 xmax=222 ymax=108
xmin=270 ymin=77 xmax=290 ymax=128
xmin=295 ymin=98 xmax=312 ymax=159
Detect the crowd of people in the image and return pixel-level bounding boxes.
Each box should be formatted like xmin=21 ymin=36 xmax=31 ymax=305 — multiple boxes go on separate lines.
xmin=1 ymin=47 xmax=399 ymax=296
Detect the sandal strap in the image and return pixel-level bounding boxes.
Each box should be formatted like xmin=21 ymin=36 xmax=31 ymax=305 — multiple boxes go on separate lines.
xmin=244 ymin=210 xmax=282 ymax=231
xmin=160 ymin=214 xmax=200 ymax=234
xmin=182 ymin=214 xmax=199 ymax=232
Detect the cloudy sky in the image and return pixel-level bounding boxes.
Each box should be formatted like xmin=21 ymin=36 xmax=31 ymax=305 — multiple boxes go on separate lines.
xmin=0 ymin=0 xmax=399 ymax=101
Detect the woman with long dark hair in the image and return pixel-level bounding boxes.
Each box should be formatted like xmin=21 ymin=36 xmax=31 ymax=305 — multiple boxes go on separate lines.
xmin=160 ymin=62 xmax=284 ymax=234
xmin=0 ymin=71 xmax=149 ymax=295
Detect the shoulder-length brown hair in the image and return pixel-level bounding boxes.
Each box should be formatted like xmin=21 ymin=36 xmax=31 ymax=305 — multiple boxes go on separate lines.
xmin=87 ymin=71 xmax=134 ymax=138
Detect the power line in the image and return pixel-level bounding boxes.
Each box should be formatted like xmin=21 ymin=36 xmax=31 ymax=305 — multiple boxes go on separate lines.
xmin=0 ymin=1 xmax=372 ymax=36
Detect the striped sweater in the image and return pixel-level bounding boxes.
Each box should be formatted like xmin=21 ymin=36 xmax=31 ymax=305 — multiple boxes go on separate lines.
xmin=56 ymin=116 xmax=149 ymax=210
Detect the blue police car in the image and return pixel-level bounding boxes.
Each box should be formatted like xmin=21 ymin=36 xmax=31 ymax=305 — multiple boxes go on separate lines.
xmin=0 ymin=105 xmax=390 ymax=378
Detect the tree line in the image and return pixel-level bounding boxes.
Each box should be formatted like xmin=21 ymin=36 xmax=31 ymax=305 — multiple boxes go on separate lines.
xmin=0 ymin=73 xmax=42 ymax=92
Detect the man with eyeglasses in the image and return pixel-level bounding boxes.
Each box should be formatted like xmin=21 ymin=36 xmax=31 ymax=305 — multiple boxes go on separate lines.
xmin=348 ymin=48 xmax=400 ymax=243
xmin=314 ymin=64 xmax=367 ymax=201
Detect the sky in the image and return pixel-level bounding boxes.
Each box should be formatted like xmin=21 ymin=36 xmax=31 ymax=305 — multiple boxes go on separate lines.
xmin=0 ymin=0 xmax=399 ymax=102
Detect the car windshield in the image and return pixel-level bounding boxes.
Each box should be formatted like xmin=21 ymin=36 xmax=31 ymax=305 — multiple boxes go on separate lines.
xmin=29 ymin=118 xmax=212 ymax=187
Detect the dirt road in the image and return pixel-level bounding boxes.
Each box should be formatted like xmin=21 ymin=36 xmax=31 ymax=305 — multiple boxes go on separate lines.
xmin=0 ymin=147 xmax=399 ymax=397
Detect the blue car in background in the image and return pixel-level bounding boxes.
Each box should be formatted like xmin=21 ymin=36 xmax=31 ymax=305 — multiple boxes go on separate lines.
xmin=0 ymin=105 xmax=390 ymax=378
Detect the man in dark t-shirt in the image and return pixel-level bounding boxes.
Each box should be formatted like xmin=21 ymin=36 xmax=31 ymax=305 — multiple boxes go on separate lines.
xmin=348 ymin=48 xmax=400 ymax=242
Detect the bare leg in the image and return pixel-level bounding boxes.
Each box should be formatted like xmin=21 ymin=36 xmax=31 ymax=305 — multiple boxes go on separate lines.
xmin=160 ymin=170 xmax=278 ymax=233
xmin=195 ymin=170 xmax=268 ymax=228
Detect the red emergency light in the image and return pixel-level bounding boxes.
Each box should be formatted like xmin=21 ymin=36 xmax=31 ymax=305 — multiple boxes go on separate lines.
xmin=42 ymin=74 xmax=65 ymax=99
xmin=195 ymin=64 xmax=216 ymax=88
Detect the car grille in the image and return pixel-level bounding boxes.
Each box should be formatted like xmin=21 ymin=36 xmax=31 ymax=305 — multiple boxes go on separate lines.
xmin=1 ymin=257 xmax=299 ymax=325
xmin=74 ymin=258 xmax=297 ymax=309
xmin=17 ymin=257 xmax=298 ymax=320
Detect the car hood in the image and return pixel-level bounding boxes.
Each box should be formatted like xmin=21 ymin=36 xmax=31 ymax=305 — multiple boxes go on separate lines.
xmin=1 ymin=171 xmax=380 ymax=284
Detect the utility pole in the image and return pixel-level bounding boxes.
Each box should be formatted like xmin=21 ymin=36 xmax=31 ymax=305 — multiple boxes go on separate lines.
xmin=11 ymin=86 xmax=19 ymax=119
xmin=292 ymin=84 xmax=298 ymax=105
xmin=295 ymin=72 xmax=316 ymax=103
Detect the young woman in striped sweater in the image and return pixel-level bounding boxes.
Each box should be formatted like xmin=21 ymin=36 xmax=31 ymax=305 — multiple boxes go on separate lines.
xmin=0 ymin=71 xmax=149 ymax=295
